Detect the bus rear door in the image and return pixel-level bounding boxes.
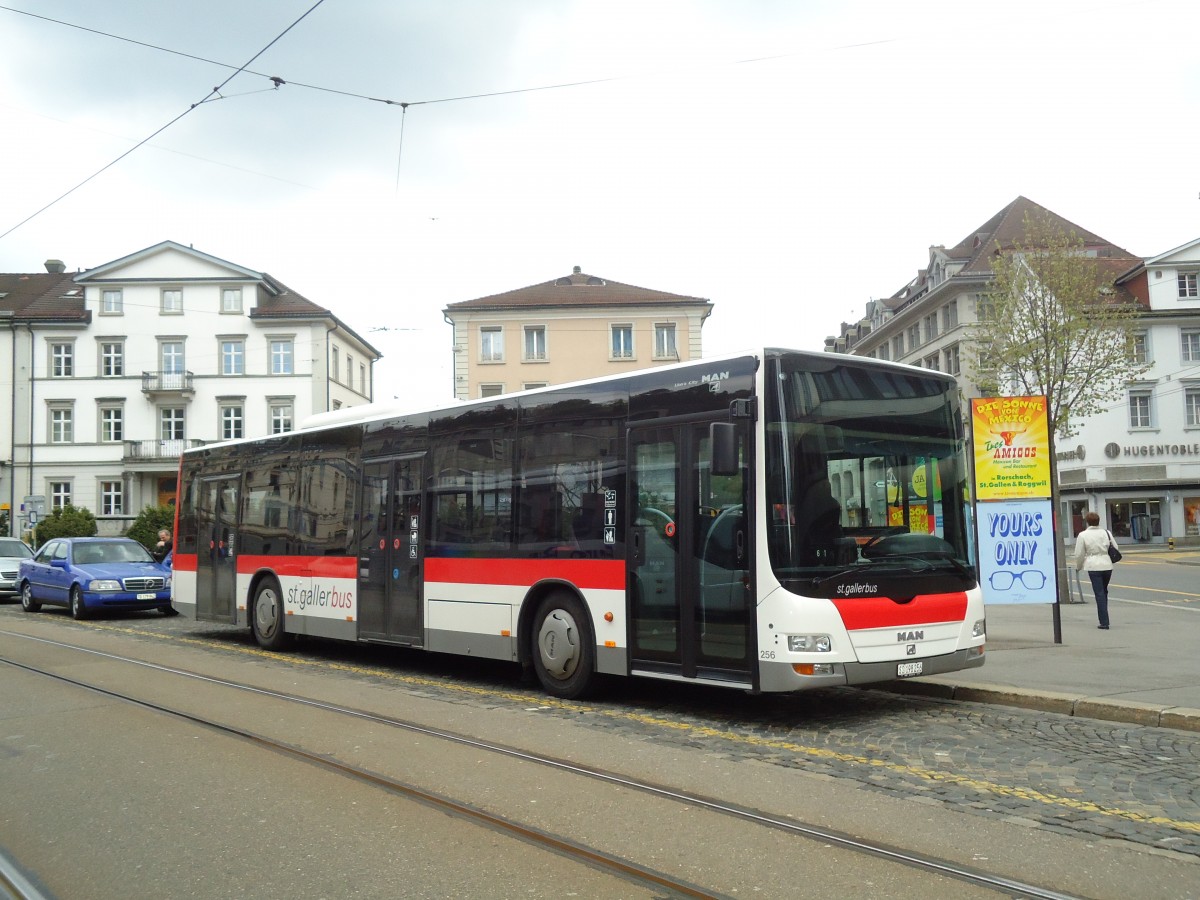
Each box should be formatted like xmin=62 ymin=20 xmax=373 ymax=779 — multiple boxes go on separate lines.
xmin=196 ymin=476 xmax=239 ymax=623
xmin=628 ymin=419 xmax=754 ymax=687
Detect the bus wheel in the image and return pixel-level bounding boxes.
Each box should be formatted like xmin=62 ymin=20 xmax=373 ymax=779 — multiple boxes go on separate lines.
xmin=251 ymin=579 xmax=290 ymax=651
xmin=532 ymin=591 xmax=594 ymax=699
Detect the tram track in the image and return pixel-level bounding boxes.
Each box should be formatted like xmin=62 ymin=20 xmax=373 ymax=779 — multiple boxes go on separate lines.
xmin=0 ymin=631 xmax=1081 ymax=899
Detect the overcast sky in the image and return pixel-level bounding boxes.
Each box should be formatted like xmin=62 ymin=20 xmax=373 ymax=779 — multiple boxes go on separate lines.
xmin=2 ymin=0 xmax=1197 ymax=406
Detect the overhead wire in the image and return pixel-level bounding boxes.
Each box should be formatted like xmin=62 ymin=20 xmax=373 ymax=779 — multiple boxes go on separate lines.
xmin=0 ymin=0 xmax=329 ymax=242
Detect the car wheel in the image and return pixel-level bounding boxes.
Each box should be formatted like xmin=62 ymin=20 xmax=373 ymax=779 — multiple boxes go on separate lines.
xmin=20 ymin=582 xmax=41 ymax=613
xmin=251 ymin=578 xmax=290 ymax=651
xmin=531 ymin=590 xmax=596 ymax=699
xmin=70 ymin=585 xmax=89 ymax=620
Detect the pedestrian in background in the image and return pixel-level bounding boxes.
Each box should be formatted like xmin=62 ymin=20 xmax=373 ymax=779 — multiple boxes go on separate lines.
xmin=154 ymin=528 xmax=173 ymax=563
xmin=1073 ymin=511 xmax=1115 ymax=629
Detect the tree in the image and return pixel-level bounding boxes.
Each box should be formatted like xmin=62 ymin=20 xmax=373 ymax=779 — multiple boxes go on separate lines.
xmin=32 ymin=504 xmax=97 ymax=548
xmin=967 ymin=212 xmax=1149 ymax=438
xmin=125 ymin=504 xmax=176 ymax=552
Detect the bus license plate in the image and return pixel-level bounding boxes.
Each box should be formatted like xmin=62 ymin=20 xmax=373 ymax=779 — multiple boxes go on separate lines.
xmin=897 ymin=661 xmax=923 ymax=677
xmin=137 ymin=592 xmax=157 ymax=600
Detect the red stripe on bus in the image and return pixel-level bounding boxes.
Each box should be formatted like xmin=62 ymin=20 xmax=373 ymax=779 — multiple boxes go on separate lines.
xmin=832 ymin=593 xmax=967 ymax=630
xmin=168 ymin=554 xmax=355 ymax=579
xmin=425 ymin=557 xmax=625 ymax=590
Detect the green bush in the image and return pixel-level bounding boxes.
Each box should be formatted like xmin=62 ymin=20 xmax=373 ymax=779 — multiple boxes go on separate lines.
xmin=33 ymin=504 xmax=97 ymax=548
xmin=125 ymin=505 xmax=176 ymax=552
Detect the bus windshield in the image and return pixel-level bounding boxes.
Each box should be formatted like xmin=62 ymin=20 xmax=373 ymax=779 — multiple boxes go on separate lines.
xmin=765 ymin=355 xmax=976 ymax=597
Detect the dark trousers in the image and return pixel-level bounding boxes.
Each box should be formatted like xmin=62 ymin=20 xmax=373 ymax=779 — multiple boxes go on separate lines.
xmin=1088 ymin=570 xmax=1112 ymax=627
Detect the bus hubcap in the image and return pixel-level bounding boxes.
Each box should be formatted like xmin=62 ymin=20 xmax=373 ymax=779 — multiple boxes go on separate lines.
xmin=537 ymin=610 xmax=578 ymax=679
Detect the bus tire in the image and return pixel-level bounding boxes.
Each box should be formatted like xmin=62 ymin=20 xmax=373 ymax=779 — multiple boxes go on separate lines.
xmin=251 ymin=578 xmax=291 ymax=651
xmin=531 ymin=591 xmax=595 ymax=699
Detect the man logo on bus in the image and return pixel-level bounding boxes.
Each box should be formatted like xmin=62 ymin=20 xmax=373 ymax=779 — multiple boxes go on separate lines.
xmin=898 ymin=630 xmax=924 ymax=642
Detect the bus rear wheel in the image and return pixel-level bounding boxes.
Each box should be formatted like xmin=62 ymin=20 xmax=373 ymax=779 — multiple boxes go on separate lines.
xmin=251 ymin=578 xmax=290 ymax=651
xmin=531 ymin=591 xmax=595 ymax=699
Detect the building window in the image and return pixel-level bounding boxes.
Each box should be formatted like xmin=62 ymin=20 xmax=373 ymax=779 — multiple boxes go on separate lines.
xmin=49 ymin=406 xmax=73 ymax=443
xmin=1182 ymin=329 xmax=1200 ymax=363
xmin=50 ymin=342 xmax=73 ymax=377
xmin=923 ymin=314 xmax=938 ymax=343
xmin=907 ymin=324 xmax=921 ymax=349
xmin=161 ymin=289 xmax=183 ymax=314
xmin=270 ymin=339 xmax=294 ymax=375
xmin=50 ymin=482 xmax=72 ymax=510
xmin=100 ymin=481 xmax=124 ymax=516
xmin=892 ymin=334 xmax=905 ymax=358
xmin=654 ymin=323 xmax=678 ymax=359
xmin=877 ymin=343 xmax=890 ymax=361
xmin=1128 ymin=390 xmax=1153 ymax=429
xmin=943 ymin=344 xmax=961 ymax=375
xmin=611 ymin=325 xmax=634 ymax=359
xmin=346 ymin=355 xmax=353 ymax=389
xmin=222 ymin=288 xmax=243 ymax=313
xmin=220 ymin=404 xmax=244 ymax=441
xmin=1186 ymin=387 xmax=1200 ymax=427
xmin=1179 ymin=272 xmax=1199 ymax=299
xmin=101 ymin=289 xmax=123 ymax=314
xmin=221 ymin=339 xmax=245 ymax=375
xmin=524 ymin=326 xmax=547 ymax=361
xmin=523 ymin=382 xmax=548 ymax=391
xmin=480 ymin=383 xmax=504 ymax=398
xmin=160 ymin=407 xmax=185 ymax=441
xmin=941 ymin=300 xmax=959 ymax=331
xmin=1131 ymin=331 xmax=1150 ymax=365
xmin=480 ymin=326 xmax=504 ymax=362
xmin=100 ymin=341 xmax=124 ymax=377
xmin=331 ymin=346 xmax=340 ymax=382
xmin=100 ymin=406 xmax=124 ymax=442
xmin=269 ymin=402 xmax=293 ymax=434
xmin=923 ymin=354 xmax=940 ymax=371
xmin=161 ymin=340 xmax=185 ymax=374
xmin=359 ymin=363 xmax=366 ymax=394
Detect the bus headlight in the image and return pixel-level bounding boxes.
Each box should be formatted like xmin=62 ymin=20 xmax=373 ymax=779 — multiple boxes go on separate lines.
xmin=89 ymin=579 xmax=121 ymax=592
xmin=972 ymin=619 xmax=986 ymax=638
xmin=788 ymin=634 xmax=831 ymax=652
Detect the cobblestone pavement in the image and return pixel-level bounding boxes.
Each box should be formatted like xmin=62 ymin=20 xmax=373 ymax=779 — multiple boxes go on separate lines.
xmin=6 ymin=606 xmax=1198 ymax=859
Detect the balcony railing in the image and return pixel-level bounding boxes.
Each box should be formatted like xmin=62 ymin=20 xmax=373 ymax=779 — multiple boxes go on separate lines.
xmin=142 ymin=370 xmax=195 ymax=395
xmin=123 ymin=438 xmax=206 ymax=462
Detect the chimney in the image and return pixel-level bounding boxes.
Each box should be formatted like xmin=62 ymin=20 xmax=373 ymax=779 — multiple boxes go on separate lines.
xmin=573 ymin=265 xmax=581 ymax=274
xmin=44 ymin=259 xmax=66 ymax=274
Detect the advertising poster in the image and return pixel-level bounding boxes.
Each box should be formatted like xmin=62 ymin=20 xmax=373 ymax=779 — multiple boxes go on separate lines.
xmin=978 ymin=498 xmax=1057 ymax=604
xmin=971 ymin=396 xmax=1052 ymax=501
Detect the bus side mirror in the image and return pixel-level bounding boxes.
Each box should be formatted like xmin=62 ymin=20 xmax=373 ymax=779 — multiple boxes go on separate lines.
xmin=711 ymin=422 xmax=738 ymax=476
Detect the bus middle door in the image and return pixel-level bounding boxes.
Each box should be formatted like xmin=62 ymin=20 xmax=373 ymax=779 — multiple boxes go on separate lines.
xmin=358 ymin=456 xmax=424 ymax=644
xmin=196 ymin=476 xmax=239 ymax=623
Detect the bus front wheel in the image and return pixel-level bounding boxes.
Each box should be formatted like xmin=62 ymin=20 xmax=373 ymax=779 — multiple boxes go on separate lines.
xmin=531 ymin=591 xmax=595 ymax=699
xmin=251 ymin=578 xmax=291 ymax=651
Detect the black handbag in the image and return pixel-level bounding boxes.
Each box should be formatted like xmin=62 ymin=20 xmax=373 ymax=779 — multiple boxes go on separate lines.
xmin=1107 ymin=531 xmax=1122 ymax=563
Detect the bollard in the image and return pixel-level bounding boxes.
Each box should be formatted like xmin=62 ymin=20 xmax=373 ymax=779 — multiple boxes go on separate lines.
xmin=1168 ymin=537 xmax=1175 ymax=550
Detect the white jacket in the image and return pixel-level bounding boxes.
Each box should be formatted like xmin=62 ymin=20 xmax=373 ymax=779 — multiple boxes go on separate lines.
xmin=1073 ymin=525 xmax=1115 ymax=572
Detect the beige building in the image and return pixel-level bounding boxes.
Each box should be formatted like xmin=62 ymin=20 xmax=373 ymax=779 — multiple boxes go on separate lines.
xmin=443 ymin=266 xmax=712 ymax=400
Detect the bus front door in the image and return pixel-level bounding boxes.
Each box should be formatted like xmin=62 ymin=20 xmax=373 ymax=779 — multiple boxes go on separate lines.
xmin=628 ymin=420 xmax=753 ymax=687
xmin=196 ymin=476 xmax=239 ymax=622
xmin=358 ymin=456 xmax=424 ymax=644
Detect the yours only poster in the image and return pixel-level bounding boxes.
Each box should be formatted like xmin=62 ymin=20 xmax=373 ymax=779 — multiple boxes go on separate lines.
xmin=971 ymin=396 xmax=1052 ymax=501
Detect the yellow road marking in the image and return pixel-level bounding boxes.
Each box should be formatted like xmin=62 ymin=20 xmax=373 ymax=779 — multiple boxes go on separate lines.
xmin=88 ymin=620 xmax=1200 ymax=836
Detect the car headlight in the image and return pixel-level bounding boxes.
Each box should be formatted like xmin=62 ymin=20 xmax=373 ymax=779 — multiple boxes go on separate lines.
xmin=788 ymin=633 xmax=832 ymax=652
xmin=88 ymin=579 xmax=121 ymax=591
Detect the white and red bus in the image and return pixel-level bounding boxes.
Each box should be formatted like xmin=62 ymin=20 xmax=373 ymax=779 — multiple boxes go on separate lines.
xmin=175 ymin=348 xmax=984 ymax=698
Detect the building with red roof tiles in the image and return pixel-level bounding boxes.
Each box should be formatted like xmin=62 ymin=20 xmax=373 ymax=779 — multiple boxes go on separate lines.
xmin=2 ymin=242 xmax=378 ymax=535
xmin=443 ymin=266 xmax=712 ymax=401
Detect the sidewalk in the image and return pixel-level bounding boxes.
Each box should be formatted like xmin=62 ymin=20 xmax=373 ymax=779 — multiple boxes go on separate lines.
xmin=877 ymin=551 xmax=1200 ymax=732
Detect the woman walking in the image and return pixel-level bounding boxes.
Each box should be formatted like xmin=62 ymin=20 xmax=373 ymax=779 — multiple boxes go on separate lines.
xmin=1073 ymin=511 xmax=1115 ymax=629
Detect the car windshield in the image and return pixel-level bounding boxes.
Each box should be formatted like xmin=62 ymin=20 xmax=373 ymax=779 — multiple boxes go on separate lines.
xmin=73 ymin=542 xmax=155 ymax=565
xmin=0 ymin=539 xmax=33 ymax=558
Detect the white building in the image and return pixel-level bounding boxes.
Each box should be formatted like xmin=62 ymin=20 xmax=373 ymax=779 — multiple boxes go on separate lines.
xmin=1058 ymin=238 xmax=1200 ymax=545
xmin=3 ymin=241 xmax=379 ymax=535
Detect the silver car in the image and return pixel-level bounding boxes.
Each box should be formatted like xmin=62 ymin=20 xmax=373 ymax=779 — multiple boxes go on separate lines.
xmin=0 ymin=537 xmax=35 ymax=601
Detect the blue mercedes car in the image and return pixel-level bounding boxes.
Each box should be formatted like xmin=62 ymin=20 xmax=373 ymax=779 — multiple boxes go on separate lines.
xmin=19 ymin=537 xmax=174 ymax=619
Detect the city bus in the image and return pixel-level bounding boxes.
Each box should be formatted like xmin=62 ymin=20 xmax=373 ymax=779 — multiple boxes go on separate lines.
xmin=175 ymin=348 xmax=984 ymax=698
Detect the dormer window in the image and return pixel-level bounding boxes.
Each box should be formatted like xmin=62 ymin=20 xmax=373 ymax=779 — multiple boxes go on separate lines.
xmin=1179 ymin=271 xmax=1198 ymax=299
